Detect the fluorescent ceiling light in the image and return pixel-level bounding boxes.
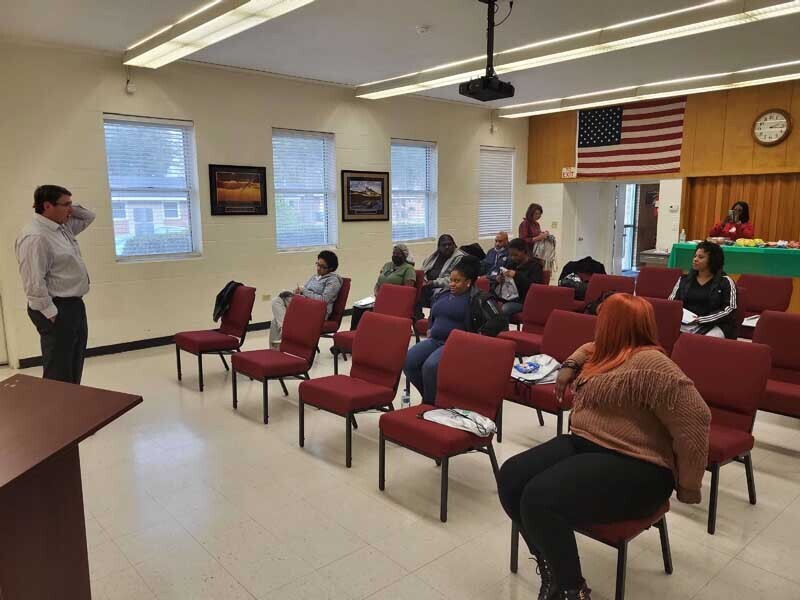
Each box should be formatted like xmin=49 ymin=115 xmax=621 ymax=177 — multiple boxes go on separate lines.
xmin=356 ymin=0 xmax=800 ymax=100
xmin=124 ymin=0 xmax=315 ymax=68
xmin=497 ymin=59 xmax=800 ymax=118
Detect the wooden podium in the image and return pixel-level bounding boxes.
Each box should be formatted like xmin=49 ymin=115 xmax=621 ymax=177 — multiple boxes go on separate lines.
xmin=0 ymin=374 xmax=142 ymax=600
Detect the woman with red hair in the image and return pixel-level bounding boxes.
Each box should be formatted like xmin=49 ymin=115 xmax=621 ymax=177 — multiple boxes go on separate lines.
xmin=497 ymin=294 xmax=710 ymax=600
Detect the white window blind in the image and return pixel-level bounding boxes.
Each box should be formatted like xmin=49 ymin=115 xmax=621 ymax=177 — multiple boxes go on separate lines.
xmin=479 ymin=146 xmax=515 ymax=238
xmin=272 ymin=129 xmax=337 ymax=250
xmin=391 ymin=139 xmax=437 ymax=242
xmin=103 ymin=116 xmax=199 ymax=259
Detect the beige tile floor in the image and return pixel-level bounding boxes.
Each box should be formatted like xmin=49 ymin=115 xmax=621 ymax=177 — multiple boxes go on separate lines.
xmin=3 ymin=323 xmax=800 ymax=600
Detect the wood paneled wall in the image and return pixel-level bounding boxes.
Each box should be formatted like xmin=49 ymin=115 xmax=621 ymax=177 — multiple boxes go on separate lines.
xmin=527 ymin=81 xmax=800 ymax=184
xmin=681 ymin=173 xmax=800 ymax=241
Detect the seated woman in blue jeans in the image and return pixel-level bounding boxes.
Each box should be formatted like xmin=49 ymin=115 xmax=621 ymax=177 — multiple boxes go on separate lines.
xmin=404 ymin=256 xmax=506 ymax=405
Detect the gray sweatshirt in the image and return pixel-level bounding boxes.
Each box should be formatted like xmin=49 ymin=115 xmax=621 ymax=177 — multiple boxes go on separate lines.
xmin=302 ymin=272 xmax=343 ymax=317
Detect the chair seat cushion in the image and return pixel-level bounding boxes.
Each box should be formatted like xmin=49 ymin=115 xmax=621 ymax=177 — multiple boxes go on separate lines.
xmin=322 ymin=319 xmax=340 ymax=334
xmin=504 ymin=380 xmax=572 ymax=413
xmin=572 ymin=300 xmax=587 ymax=313
xmin=762 ymin=379 xmax=800 ymax=417
xmin=175 ymin=330 xmax=240 ymax=354
xmin=232 ymin=349 xmax=308 ymax=379
xmin=379 ymin=405 xmax=491 ymax=458
xmin=300 ymin=375 xmax=395 ymax=415
xmin=415 ymin=318 xmax=429 ymax=336
xmin=708 ymin=424 xmax=755 ymax=464
xmin=332 ymin=330 xmax=356 ymax=353
xmin=498 ymin=331 xmax=544 ymax=356
xmin=580 ymin=502 xmax=670 ymax=545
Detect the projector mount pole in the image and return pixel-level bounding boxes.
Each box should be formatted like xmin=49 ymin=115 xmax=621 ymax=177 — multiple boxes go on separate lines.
xmin=484 ymin=0 xmax=497 ymax=77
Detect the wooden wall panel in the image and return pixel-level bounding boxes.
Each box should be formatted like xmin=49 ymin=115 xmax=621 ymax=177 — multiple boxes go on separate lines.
xmin=752 ymin=82 xmax=794 ymax=171
xmin=681 ymin=174 xmax=800 ymax=241
xmin=687 ymin=90 xmax=727 ymax=174
xmin=527 ymin=111 xmax=575 ymax=183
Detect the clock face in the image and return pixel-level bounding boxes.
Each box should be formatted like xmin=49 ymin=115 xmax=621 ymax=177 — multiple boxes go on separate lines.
xmin=753 ymin=110 xmax=791 ymax=146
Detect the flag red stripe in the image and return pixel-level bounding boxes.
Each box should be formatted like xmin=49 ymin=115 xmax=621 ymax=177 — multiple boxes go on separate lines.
xmin=578 ymin=144 xmax=683 ymax=158
xmin=622 ymin=108 xmax=686 ymax=122
xmin=621 ymin=120 xmax=685 ymax=133
xmin=577 ymin=168 xmax=681 ymax=177
xmin=619 ymin=132 xmax=683 ymax=143
xmin=577 ymin=157 xmax=681 ymax=168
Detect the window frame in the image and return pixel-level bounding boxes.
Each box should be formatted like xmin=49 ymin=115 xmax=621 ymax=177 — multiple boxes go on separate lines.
xmin=102 ymin=113 xmax=202 ymax=263
xmin=390 ymin=138 xmax=438 ymax=243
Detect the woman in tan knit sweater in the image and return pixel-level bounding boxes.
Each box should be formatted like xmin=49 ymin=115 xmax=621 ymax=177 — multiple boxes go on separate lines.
xmin=497 ymin=294 xmax=710 ymax=600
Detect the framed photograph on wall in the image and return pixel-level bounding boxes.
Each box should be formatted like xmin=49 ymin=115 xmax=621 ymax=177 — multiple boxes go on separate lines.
xmin=341 ymin=170 xmax=390 ymax=221
xmin=209 ymin=164 xmax=268 ymax=215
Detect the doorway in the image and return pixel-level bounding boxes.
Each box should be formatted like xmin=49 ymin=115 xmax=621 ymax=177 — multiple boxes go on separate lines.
xmin=612 ymin=182 xmax=660 ymax=276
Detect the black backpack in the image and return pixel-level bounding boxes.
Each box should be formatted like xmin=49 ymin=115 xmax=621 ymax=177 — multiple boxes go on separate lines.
xmin=559 ymin=273 xmax=588 ymax=301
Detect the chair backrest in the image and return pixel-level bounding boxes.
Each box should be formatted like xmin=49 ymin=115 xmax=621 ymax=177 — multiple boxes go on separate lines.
xmin=280 ymin=296 xmax=327 ymax=365
xmin=326 ymin=277 xmax=351 ymax=326
xmin=672 ymin=334 xmax=770 ymax=433
xmin=635 ymin=267 xmax=682 ymax=299
xmin=435 ymin=330 xmax=515 ymax=419
xmin=414 ymin=269 xmax=426 ymax=303
xmin=476 ymin=277 xmax=491 ymax=292
xmin=374 ymin=283 xmax=416 ymax=320
xmin=542 ymin=269 xmax=552 ymax=286
xmin=541 ymin=310 xmax=597 ymax=362
xmin=738 ymin=274 xmax=793 ymax=315
xmin=753 ymin=310 xmax=800 ymax=385
xmin=218 ymin=285 xmax=256 ymax=338
xmin=520 ymin=284 xmax=575 ymax=335
xmin=585 ymin=274 xmax=636 ymax=303
xmin=641 ymin=297 xmax=682 ymax=355
xmin=351 ymin=312 xmax=412 ymax=390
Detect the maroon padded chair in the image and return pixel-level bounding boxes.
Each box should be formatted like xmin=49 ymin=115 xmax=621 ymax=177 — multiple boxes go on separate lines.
xmin=413 ymin=269 xmax=427 ymax=342
xmin=500 ymin=310 xmax=596 ymax=440
xmin=672 ymin=334 xmax=771 ymax=534
xmin=320 ymin=277 xmax=351 ymax=339
xmin=737 ymin=274 xmax=793 ymax=339
xmin=753 ymin=311 xmax=800 ymax=420
xmin=510 ymin=502 xmax=672 ymax=600
xmin=641 ymin=297 xmax=682 ymax=355
xmin=509 ymin=269 xmax=553 ymax=330
xmin=299 ymin=312 xmax=411 ymax=467
xmin=174 ymin=285 xmax=256 ymax=392
xmin=379 ymin=330 xmax=515 ymax=522
xmin=476 ymin=276 xmax=491 ymax=292
xmin=635 ymin=267 xmax=682 ymax=299
xmin=573 ymin=274 xmax=635 ymax=313
xmin=499 ymin=285 xmax=575 ymax=357
xmin=231 ymin=296 xmax=326 ymax=424
xmin=331 ymin=284 xmax=416 ymax=374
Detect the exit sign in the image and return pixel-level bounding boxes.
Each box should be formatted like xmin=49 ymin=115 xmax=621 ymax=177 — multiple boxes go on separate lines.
xmin=562 ymin=166 xmax=577 ymax=179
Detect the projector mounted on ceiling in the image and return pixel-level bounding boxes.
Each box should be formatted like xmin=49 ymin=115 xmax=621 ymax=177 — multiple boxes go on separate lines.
xmin=459 ymin=0 xmax=515 ymax=102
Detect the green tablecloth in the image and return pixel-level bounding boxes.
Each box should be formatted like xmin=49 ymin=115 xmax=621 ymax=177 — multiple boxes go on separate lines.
xmin=668 ymin=243 xmax=800 ymax=277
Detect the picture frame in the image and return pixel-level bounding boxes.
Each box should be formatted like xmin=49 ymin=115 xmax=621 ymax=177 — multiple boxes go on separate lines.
xmin=209 ymin=164 xmax=268 ymax=215
xmin=341 ymin=170 xmax=390 ymax=221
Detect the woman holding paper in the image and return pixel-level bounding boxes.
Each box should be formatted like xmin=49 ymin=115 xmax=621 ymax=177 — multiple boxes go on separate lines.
xmin=668 ymin=241 xmax=738 ymax=339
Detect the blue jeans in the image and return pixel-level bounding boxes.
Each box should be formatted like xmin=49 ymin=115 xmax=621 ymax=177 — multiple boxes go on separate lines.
xmin=404 ymin=338 xmax=446 ymax=405
xmin=501 ymin=301 xmax=523 ymax=317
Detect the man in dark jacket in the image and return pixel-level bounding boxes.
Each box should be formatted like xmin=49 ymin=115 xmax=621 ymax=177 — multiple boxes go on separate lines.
xmin=480 ymin=231 xmax=510 ymax=279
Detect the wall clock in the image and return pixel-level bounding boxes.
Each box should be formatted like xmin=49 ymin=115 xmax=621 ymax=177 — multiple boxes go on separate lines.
xmin=752 ymin=108 xmax=792 ymax=146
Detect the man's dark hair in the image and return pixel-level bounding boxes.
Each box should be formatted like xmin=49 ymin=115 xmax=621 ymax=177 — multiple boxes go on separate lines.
xmin=317 ymin=250 xmax=339 ymax=272
xmin=508 ymin=238 xmax=527 ymax=253
xmin=452 ymin=255 xmax=480 ymax=283
xmin=696 ymin=241 xmax=725 ymax=274
xmin=732 ymin=201 xmax=750 ymax=223
xmin=34 ymin=185 xmax=71 ymax=214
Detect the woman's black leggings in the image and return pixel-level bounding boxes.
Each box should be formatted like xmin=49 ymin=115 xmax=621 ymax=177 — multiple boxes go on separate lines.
xmin=497 ymin=435 xmax=674 ymax=590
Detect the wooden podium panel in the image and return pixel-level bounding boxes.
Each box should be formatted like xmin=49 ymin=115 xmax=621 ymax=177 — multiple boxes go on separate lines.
xmin=0 ymin=374 xmax=142 ymax=600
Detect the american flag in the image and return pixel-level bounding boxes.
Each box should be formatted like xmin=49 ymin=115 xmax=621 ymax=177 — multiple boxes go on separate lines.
xmin=576 ymin=97 xmax=686 ymax=177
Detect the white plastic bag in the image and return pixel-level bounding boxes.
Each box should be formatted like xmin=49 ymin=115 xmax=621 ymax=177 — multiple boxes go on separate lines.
xmin=422 ymin=408 xmax=497 ymax=437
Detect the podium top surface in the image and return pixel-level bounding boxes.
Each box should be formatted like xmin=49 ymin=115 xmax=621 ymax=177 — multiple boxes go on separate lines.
xmin=0 ymin=374 xmax=142 ymax=488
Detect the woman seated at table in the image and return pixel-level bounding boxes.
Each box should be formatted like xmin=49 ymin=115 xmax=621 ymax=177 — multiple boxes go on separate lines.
xmin=404 ymin=257 xmax=506 ymax=405
xmin=498 ymin=294 xmax=710 ymax=600
xmin=493 ymin=237 xmax=544 ymax=317
xmin=269 ymin=250 xmax=342 ymax=347
xmin=708 ymin=201 xmax=754 ymax=240
xmin=669 ymin=241 xmax=737 ymax=339
xmin=349 ymin=244 xmax=416 ymax=330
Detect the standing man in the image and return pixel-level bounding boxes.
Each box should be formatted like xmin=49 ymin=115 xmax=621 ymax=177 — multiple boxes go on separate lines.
xmin=480 ymin=230 xmax=509 ymax=280
xmin=15 ymin=185 xmax=95 ymax=383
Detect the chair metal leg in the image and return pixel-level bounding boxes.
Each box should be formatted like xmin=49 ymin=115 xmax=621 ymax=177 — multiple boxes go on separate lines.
xmin=316 ymin=345 xmax=321 ymax=354
xmin=378 ymin=431 xmax=386 ymax=490
xmin=262 ymin=378 xmax=269 ymax=425
xmin=342 ymin=353 xmax=348 ymax=362
xmin=232 ymin=370 xmax=238 ymax=409
xmin=708 ymin=463 xmax=720 ymax=534
xmin=278 ymin=378 xmax=289 ymax=396
xmin=615 ymin=542 xmax=628 ymax=600
xmin=496 ymin=402 xmax=504 ymax=443
xmin=744 ymin=452 xmax=757 ymax=505
xmin=197 ymin=354 xmax=204 ymax=391
xmin=657 ymin=517 xmax=673 ymax=574
xmin=440 ymin=457 xmax=449 ymax=522
xmin=556 ymin=411 xmax=564 ymax=436
xmin=219 ymin=352 xmax=229 ymax=371
xmin=176 ymin=346 xmax=182 ymax=381
xmin=404 ymin=376 xmax=410 ymax=395
xmin=350 ymin=415 xmax=359 ymax=430
xmin=346 ymin=412 xmax=353 ymax=468
xmin=510 ymin=521 xmax=519 ymax=573
xmin=487 ymin=443 xmax=500 ymax=483
xmin=299 ymin=397 xmax=304 ymax=447
xmin=536 ymin=409 xmax=544 ymax=427
xmin=333 ymin=351 xmax=339 ymax=375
